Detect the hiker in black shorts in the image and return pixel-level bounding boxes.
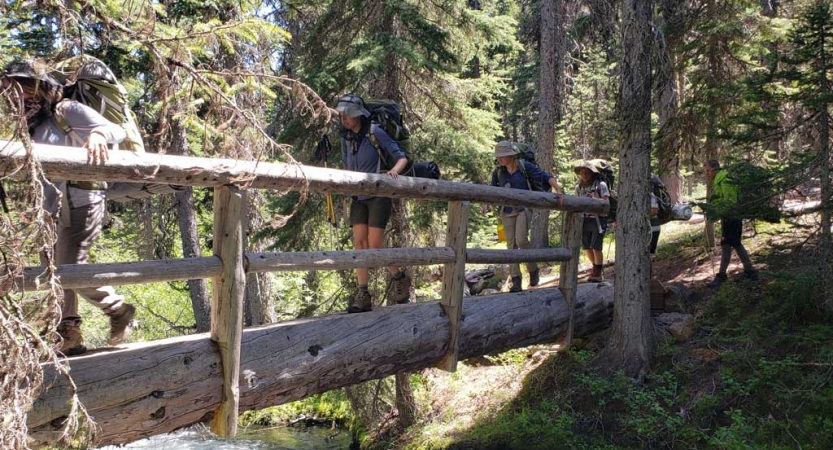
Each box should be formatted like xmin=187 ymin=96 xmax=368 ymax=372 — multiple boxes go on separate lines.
xmin=336 ymin=94 xmax=412 ymax=312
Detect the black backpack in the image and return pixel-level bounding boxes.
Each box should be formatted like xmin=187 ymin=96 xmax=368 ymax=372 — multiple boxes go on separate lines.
xmin=588 ymin=159 xmax=618 ymax=221
xmin=364 ymin=99 xmax=440 ymax=180
xmin=651 ymin=176 xmax=673 ymax=225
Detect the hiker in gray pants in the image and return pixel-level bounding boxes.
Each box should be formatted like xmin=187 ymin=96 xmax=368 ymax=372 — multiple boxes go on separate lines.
xmin=489 ymin=141 xmax=562 ymax=292
xmin=3 ymin=61 xmax=136 ymax=356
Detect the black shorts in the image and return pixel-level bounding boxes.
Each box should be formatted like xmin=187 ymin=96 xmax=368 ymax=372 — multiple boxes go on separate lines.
xmin=350 ymin=197 xmax=393 ymax=229
xmin=720 ymin=218 xmax=743 ymax=247
xmin=581 ymin=217 xmax=606 ymax=251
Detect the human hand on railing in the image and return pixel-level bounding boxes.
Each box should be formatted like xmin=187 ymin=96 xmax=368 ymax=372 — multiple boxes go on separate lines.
xmin=385 ymin=169 xmax=399 ymax=178
xmin=85 ymin=132 xmax=109 ymax=165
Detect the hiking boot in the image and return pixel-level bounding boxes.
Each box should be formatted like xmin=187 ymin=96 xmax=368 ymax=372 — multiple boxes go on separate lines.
xmin=588 ymin=266 xmax=603 ymax=283
xmin=742 ymin=270 xmax=759 ymax=281
xmin=707 ymin=273 xmax=728 ymax=289
xmin=108 ymin=303 xmax=135 ymax=346
xmin=509 ymin=275 xmax=523 ymax=293
xmin=57 ymin=317 xmax=87 ymax=356
xmin=347 ymin=290 xmax=373 ymax=313
xmin=529 ymin=270 xmax=540 ymax=287
xmin=387 ymin=271 xmax=412 ymax=304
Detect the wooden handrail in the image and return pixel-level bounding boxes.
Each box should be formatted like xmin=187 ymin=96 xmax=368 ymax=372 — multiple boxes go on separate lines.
xmin=20 ymin=247 xmax=573 ymax=291
xmin=0 ymin=140 xmax=608 ymax=213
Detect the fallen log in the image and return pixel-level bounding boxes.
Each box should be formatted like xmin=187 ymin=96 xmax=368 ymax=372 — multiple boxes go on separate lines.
xmin=28 ymin=284 xmax=613 ymax=447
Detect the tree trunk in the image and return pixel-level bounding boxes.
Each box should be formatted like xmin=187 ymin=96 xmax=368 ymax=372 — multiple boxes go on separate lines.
xmin=654 ymin=2 xmax=684 ymax=204
xmin=170 ymin=117 xmax=211 ymax=332
xmin=29 ymin=285 xmax=614 ymax=447
xmin=244 ymin=192 xmax=278 ymax=326
xmin=600 ymin=0 xmax=653 ymax=380
xmin=819 ymin=81 xmax=831 ymax=310
xmin=532 ymin=0 xmax=566 ymax=248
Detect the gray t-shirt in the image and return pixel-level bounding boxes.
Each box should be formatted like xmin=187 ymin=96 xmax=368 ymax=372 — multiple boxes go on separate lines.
xmin=576 ymin=180 xmax=610 ymax=218
xmin=33 ymin=100 xmax=126 ymax=211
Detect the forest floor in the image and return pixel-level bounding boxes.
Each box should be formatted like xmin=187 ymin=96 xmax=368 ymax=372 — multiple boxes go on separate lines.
xmin=389 ymin=213 xmax=833 ymax=450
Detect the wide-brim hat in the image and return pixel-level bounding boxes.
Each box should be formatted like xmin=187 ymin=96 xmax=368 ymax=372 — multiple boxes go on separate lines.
xmin=494 ymin=140 xmax=520 ymax=158
xmin=573 ymin=160 xmax=599 ymax=174
xmin=1 ymin=60 xmax=62 ymax=88
xmin=336 ymin=94 xmax=370 ymax=118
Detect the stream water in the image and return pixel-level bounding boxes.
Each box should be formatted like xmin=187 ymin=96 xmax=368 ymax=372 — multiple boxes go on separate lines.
xmin=95 ymin=425 xmax=354 ymax=450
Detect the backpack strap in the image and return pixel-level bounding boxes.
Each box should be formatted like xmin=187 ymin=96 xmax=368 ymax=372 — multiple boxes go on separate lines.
xmin=52 ymin=100 xmax=86 ymax=148
xmin=517 ymin=161 xmax=534 ymax=191
xmin=367 ymin=124 xmax=385 ymax=173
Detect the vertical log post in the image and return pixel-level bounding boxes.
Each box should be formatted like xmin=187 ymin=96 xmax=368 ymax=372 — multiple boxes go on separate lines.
xmin=559 ymin=212 xmax=582 ymax=346
xmin=436 ymin=201 xmax=470 ymax=372
xmin=210 ymin=185 xmax=247 ymax=437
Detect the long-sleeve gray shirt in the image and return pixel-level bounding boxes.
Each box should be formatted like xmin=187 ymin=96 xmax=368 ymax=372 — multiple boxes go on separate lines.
xmin=341 ymin=124 xmax=406 ymax=201
xmin=34 ymin=100 xmax=126 ymax=211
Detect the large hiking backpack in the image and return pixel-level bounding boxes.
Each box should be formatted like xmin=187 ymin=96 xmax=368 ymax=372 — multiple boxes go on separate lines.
xmin=51 ymin=56 xmax=183 ymax=201
xmin=651 ymin=175 xmax=673 ymax=225
xmin=588 ymin=159 xmax=618 ymax=221
xmin=724 ymin=161 xmax=781 ymax=223
xmin=364 ymin=99 xmax=440 ymax=179
xmin=52 ymin=55 xmax=144 ymax=153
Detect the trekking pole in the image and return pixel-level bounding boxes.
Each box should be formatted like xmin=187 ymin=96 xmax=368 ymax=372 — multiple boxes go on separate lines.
xmin=315 ymin=135 xmax=337 ymax=226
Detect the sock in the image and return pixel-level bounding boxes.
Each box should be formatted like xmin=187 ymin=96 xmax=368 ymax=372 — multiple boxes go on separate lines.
xmin=359 ymin=285 xmax=368 ymax=292
xmin=392 ymin=270 xmax=405 ymax=280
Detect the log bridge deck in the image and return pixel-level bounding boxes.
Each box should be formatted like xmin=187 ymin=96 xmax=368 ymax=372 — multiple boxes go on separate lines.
xmin=0 ymin=140 xmax=611 ymax=447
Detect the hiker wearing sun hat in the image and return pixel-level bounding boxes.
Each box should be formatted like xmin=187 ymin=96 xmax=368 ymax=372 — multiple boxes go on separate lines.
xmin=335 ymin=94 xmax=411 ymax=313
xmin=490 ymin=140 xmax=562 ymax=292
xmin=574 ymin=160 xmax=610 ymax=282
xmin=3 ymin=60 xmax=136 ymax=356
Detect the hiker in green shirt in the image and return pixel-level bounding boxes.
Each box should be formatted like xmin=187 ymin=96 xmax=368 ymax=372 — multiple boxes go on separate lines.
xmin=704 ymin=159 xmax=758 ymax=288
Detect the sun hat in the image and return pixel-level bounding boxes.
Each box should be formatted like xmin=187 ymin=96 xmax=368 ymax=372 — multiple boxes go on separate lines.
xmin=573 ymin=160 xmax=599 ymax=174
xmin=335 ymin=94 xmax=370 ymax=118
xmin=494 ymin=140 xmax=520 ymax=158
xmin=1 ymin=60 xmax=62 ymax=88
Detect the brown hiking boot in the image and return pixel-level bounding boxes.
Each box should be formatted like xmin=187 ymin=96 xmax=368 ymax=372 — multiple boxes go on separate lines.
xmin=347 ymin=290 xmax=373 ymax=313
xmin=57 ymin=317 xmax=87 ymax=356
xmin=387 ymin=272 xmax=412 ymax=304
xmin=509 ymin=275 xmax=523 ymax=293
xmin=108 ymin=303 xmax=135 ymax=346
xmin=588 ymin=266 xmax=603 ymax=283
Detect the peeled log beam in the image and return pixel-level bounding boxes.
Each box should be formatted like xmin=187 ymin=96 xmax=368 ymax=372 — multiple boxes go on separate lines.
xmin=28 ymin=284 xmax=612 ymax=447
xmin=0 ymin=141 xmax=608 ymax=214
xmin=21 ymin=257 xmax=222 ymax=290
xmin=466 ymin=248 xmax=572 ymax=264
xmin=21 ymin=248 xmax=572 ymax=291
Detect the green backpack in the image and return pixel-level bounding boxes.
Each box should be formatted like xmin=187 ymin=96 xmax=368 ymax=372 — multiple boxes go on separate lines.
xmin=724 ymin=161 xmax=781 ymax=223
xmin=51 ymin=55 xmax=145 ymax=153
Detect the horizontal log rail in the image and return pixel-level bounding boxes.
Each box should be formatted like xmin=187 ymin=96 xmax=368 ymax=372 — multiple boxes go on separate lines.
xmin=0 ymin=140 xmax=608 ymax=213
xmin=20 ymin=247 xmax=573 ymax=291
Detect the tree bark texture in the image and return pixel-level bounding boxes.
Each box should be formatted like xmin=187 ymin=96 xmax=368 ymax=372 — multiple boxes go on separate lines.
xmin=0 ymin=142 xmax=609 ymax=215
xmin=170 ymin=116 xmax=212 ymax=332
xmin=244 ymin=192 xmax=278 ymax=326
xmin=532 ymin=0 xmax=566 ymax=248
xmin=604 ymin=0 xmax=653 ymax=380
xmin=28 ymin=284 xmax=613 ymax=447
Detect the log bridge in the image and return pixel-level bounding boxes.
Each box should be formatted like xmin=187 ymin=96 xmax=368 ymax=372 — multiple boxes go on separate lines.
xmin=0 ymin=140 xmax=611 ymax=447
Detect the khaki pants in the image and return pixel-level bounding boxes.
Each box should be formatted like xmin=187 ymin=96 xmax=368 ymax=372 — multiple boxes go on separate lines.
xmin=501 ymin=209 xmax=538 ymax=278
xmin=55 ymin=199 xmax=125 ymax=319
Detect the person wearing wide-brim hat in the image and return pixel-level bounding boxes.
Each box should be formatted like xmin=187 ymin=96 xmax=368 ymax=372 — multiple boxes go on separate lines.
xmin=489 ymin=140 xmax=562 ymax=292
xmin=2 ymin=60 xmax=136 ymax=356
xmin=335 ymin=94 xmax=412 ymax=313
xmin=573 ymin=159 xmax=610 ymax=282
